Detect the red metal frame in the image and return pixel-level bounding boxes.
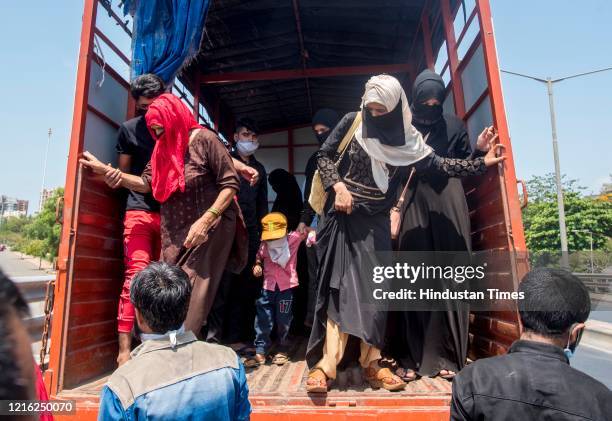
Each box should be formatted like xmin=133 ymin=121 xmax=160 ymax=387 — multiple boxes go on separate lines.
xmin=421 ymin=13 xmax=435 ymax=70
xmin=441 ymin=0 xmax=467 ymax=117
xmin=93 ymin=28 xmax=130 ymax=66
xmin=47 ymin=0 xmax=98 ymax=394
xmin=200 ymin=64 xmax=412 ymax=84
xmin=476 ymin=0 xmax=526 ymax=253
xmin=455 ymin=7 xmax=479 ymax=51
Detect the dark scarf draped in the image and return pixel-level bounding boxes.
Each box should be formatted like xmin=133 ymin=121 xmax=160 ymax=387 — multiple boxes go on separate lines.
xmin=362 ymin=101 xmax=405 ymax=147
xmin=411 ymin=69 xmax=446 ymax=127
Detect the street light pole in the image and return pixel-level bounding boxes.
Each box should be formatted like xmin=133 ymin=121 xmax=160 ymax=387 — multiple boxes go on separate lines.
xmin=545 ymin=78 xmax=569 ymax=267
xmin=40 ymin=128 xmax=52 ymax=213
xmin=501 ymin=66 xmax=612 ymax=269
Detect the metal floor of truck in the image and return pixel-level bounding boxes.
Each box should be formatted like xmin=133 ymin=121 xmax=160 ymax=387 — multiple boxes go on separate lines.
xmin=60 ymin=337 xmax=452 ymax=400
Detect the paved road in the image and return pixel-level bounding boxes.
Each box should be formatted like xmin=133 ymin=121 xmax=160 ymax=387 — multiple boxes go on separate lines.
xmin=0 ymin=249 xmax=51 ymax=278
xmin=572 ymin=345 xmax=612 ymax=389
xmin=591 ymin=310 xmax=612 ymax=324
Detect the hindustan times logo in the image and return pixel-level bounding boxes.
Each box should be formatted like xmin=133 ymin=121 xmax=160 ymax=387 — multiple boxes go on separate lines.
xmin=372 ymin=262 xmax=487 ymax=284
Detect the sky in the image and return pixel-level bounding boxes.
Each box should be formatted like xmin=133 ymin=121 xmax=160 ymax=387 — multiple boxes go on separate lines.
xmin=0 ymin=0 xmax=610 ymax=215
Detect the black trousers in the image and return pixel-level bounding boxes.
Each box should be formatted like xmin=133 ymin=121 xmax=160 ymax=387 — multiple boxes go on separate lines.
xmin=206 ymin=226 xmax=261 ymax=344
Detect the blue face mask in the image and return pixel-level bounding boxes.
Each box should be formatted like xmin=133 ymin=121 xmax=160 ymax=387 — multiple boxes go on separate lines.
xmin=563 ymin=324 xmax=583 ymax=361
xmin=563 ymin=344 xmax=574 ymax=360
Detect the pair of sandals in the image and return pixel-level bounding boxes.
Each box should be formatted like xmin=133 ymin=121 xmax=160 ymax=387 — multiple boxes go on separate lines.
xmin=380 ymin=357 xmax=456 ymax=381
xmin=306 ymin=361 xmax=406 ymax=393
xmin=244 ymin=352 xmax=290 ymax=368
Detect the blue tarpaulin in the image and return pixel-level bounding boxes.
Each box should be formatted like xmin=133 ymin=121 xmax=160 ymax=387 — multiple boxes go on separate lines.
xmin=122 ymin=0 xmax=210 ymax=84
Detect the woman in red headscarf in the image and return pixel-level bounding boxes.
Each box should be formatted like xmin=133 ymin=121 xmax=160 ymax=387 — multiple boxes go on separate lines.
xmin=81 ymin=93 xmax=247 ymax=335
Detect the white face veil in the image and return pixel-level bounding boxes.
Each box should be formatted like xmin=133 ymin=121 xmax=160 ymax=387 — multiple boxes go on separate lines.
xmin=267 ymin=237 xmax=290 ymax=268
xmin=355 ymin=74 xmax=432 ymax=193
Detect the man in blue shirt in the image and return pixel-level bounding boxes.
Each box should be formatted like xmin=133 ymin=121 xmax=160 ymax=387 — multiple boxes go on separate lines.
xmin=98 ymin=262 xmax=251 ymax=420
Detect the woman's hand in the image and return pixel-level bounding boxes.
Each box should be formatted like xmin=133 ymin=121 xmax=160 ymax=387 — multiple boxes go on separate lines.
xmin=484 ymin=142 xmax=507 ymax=167
xmin=104 ymin=167 xmax=123 ymax=189
xmin=184 ymin=213 xmax=217 ymax=248
xmin=79 ymin=151 xmax=110 ymax=175
xmin=297 ymin=222 xmax=314 ymax=234
xmin=477 ymin=126 xmax=498 ymax=152
xmin=333 ymin=182 xmax=353 ymax=214
xmin=253 ymin=264 xmax=263 ymax=277
xmin=232 ymin=158 xmax=259 ymax=186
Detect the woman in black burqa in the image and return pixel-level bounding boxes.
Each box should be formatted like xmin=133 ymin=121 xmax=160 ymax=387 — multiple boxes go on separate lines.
xmin=389 ymin=69 xmax=497 ymax=381
xmin=298 ymin=109 xmax=340 ymax=328
xmin=305 ymin=74 xmax=505 ymax=393
xmin=268 ymin=168 xmax=303 ymax=231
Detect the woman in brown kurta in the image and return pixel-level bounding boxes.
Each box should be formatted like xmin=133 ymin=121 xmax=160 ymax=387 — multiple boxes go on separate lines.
xmin=80 ymin=93 xmax=247 ymax=335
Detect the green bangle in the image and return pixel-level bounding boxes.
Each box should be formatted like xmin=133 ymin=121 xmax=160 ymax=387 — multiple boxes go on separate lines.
xmin=207 ymin=207 xmax=221 ymax=218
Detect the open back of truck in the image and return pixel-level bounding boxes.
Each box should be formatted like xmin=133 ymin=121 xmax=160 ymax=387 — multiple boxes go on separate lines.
xmin=46 ymin=0 xmax=528 ymax=419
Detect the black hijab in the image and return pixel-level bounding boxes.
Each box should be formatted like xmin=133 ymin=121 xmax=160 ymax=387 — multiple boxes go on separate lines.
xmin=411 ymin=69 xmax=446 ymax=126
xmin=312 ymin=108 xmax=340 ymax=145
xmin=268 ymin=168 xmax=304 ymax=231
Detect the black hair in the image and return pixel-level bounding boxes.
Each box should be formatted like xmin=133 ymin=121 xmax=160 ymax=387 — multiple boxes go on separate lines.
xmin=130 ymin=262 xmax=192 ymax=333
xmin=235 ymin=117 xmax=259 ymax=135
xmin=0 ymin=269 xmax=32 ymax=400
xmin=130 ymin=74 xmax=166 ymax=100
xmin=518 ymin=268 xmax=591 ymax=336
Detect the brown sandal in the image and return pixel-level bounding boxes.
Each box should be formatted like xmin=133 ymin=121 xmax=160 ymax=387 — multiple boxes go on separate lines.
xmin=306 ymin=368 xmax=328 ymax=393
xmin=364 ymin=362 xmax=406 ymax=391
xmin=395 ymin=366 xmax=417 ymax=382
xmin=244 ymin=353 xmax=265 ymax=368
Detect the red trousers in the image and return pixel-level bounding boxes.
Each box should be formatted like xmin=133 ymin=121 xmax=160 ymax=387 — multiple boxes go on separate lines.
xmin=117 ymin=210 xmax=161 ymax=333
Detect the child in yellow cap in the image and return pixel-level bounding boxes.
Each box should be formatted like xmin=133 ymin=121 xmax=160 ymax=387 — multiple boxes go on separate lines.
xmin=245 ymin=212 xmax=306 ymax=367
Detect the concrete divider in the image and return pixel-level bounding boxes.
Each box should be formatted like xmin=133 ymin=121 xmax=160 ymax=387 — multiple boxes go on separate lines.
xmin=583 ymin=319 xmax=612 ymax=353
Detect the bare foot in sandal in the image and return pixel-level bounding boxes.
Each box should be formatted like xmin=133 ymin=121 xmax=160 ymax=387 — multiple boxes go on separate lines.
xmin=364 ymin=361 xmax=406 ymax=391
xmin=306 ymin=368 xmax=328 ymax=393
xmin=395 ymin=366 xmax=417 ymax=382
xmin=438 ymin=369 xmax=456 ymax=380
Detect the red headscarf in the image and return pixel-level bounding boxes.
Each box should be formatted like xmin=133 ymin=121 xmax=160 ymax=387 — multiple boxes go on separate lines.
xmin=145 ymin=93 xmax=202 ymax=203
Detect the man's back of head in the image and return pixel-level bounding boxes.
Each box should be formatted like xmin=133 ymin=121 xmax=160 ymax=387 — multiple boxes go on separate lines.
xmin=518 ymin=267 xmax=591 ymax=341
xmin=99 ymin=262 xmax=251 ymax=421
xmin=450 ymin=268 xmax=611 ymax=421
xmin=130 ymin=261 xmax=191 ymax=335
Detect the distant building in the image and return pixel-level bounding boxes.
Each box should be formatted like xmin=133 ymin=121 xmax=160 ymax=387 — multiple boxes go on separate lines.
xmin=39 ymin=188 xmax=55 ymax=212
xmin=1 ymin=196 xmax=29 ymax=218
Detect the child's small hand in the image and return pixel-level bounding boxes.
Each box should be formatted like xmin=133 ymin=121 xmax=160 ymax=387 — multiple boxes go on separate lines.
xmin=253 ymin=264 xmax=263 ymax=277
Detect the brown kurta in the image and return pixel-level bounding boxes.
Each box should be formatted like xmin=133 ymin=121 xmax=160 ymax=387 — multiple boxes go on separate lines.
xmin=143 ymin=128 xmax=247 ymax=333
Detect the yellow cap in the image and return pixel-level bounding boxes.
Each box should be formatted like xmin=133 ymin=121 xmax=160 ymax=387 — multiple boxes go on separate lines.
xmin=261 ymin=212 xmax=288 ymax=241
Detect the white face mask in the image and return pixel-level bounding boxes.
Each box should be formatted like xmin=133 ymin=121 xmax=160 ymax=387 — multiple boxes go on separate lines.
xmin=236 ymin=139 xmax=259 ymax=156
xmin=267 ymin=237 xmax=290 ymax=268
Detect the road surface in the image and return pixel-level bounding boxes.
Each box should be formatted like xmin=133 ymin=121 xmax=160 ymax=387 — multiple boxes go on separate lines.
xmin=572 ymin=345 xmax=612 ymax=389
xmin=0 ymin=249 xmax=52 ymax=278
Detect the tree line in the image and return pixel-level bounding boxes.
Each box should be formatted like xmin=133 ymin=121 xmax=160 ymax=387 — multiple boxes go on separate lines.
xmin=0 ymin=188 xmax=63 ymax=262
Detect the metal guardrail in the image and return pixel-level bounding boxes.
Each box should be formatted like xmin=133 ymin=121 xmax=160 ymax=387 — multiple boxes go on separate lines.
xmin=574 ymin=273 xmax=612 ymax=294
xmin=13 ymin=275 xmax=55 ymax=342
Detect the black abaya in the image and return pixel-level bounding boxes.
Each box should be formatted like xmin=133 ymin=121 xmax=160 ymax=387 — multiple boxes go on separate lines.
xmin=306 ymin=112 xmax=488 ymax=370
xmin=393 ymin=71 xmax=484 ymax=376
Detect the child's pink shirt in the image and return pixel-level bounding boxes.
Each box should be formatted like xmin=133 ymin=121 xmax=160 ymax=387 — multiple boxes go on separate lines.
xmin=257 ymin=231 xmax=305 ymax=292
